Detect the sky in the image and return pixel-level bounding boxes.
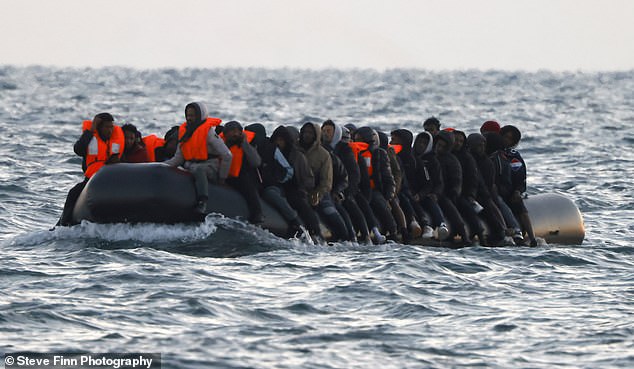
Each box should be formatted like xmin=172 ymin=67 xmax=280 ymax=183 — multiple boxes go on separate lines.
xmin=1 ymin=0 xmax=633 ymax=71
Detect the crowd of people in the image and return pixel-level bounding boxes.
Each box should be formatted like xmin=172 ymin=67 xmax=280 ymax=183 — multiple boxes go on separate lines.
xmin=57 ymin=101 xmax=537 ymax=247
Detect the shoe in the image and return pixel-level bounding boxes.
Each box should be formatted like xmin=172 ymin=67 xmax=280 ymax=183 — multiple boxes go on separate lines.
xmin=409 ymin=220 xmax=422 ymax=238
xmin=529 ymin=238 xmax=538 ymax=247
xmin=250 ymin=213 xmax=265 ymax=225
xmin=421 ymin=226 xmax=434 ymax=238
xmin=195 ymin=199 xmax=207 ymax=213
xmin=513 ymin=230 xmax=525 ymax=245
xmin=434 ymin=223 xmax=449 ymax=241
xmin=371 ymin=227 xmax=386 ymax=244
xmin=503 ymin=236 xmax=516 ymax=246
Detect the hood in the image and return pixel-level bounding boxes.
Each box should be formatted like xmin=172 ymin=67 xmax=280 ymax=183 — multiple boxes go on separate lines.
xmin=286 ymin=125 xmax=300 ymax=144
xmin=321 ymin=120 xmax=343 ymax=150
xmin=452 ymin=130 xmax=467 ymax=152
xmin=467 ymin=133 xmax=486 ymax=148
xmin=181 ymin=102 xmax=210 ymax=143
xmin=390 ymin=129 xmax=414 ymax=152
xmin=245 ymin=123 xmax=267 ymax=148
xmin=436 ymin=130 xmax=455 ymax=147
xmin=270 ymin=125 xmax=294 ymax=155
xmin=355 ymin=126 xmax=379 ymax=151
xmin=414 ymin=131 xmax=434 ymax=155
xmin=300 ymin=122 xmax=321 ymax=151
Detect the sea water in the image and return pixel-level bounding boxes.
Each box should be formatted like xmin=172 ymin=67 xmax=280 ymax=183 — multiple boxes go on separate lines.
xmin=1 ymin=66 xmax=633 ymax=368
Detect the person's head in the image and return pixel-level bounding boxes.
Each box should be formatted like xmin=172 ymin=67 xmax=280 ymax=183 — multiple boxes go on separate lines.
xmin=162 ymin=125 xmax=179 ymax=157
xmin=435 ymin=130 xmax=454 ymax=155
xmin=299 ymin=122 xmax=319 ymax=149
xmin=500 ymin=125 xmax=522 ymax=148
xmin=480 ymin=120 xmax=501 ymax=134
xmin=377 ymin=131 xmax=389 ymax=150
xmin=344 ymin=123 xmax=357 ymax=138
xmin=93 ymin=112 xmax=115 ymax=141
xmin=467 ymin=133 xmax=486 ymax=157
xmin=271 ymin=125 xmax=293 ymax=153
xmin=321 ymin=119 xmax=336 ymax=145
xmin=413 ymin=131 xmax=433 ymax=156
xmin=121 ymin=123 xmax=142 ymax=152
xmin=452 ymin=130 xmax=467 ymax=152
xmin=184 ymin=102 xmax=209 ymax=126
xmin=340 ymin=127 xmax=351 ymax=143
xmin=354 ymin=127 xmax=378 ymax=150
xmin=484 ymin=132 xmax=504 ymax=155
xmin=423 ymin=117 xmax=441 ymax=136
xmin=223 ymin=121 xmax=243 ymax=146
xmin=390 ymin=129 xmax=414 ymax=152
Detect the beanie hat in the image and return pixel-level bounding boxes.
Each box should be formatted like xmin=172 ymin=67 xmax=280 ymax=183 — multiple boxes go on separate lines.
xmin=480 ymin=120 xmax=501 ymax=134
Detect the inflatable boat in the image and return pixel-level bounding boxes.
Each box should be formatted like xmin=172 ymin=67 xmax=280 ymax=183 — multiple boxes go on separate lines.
xmin=72 ymin=163 xmax=585 ymax=245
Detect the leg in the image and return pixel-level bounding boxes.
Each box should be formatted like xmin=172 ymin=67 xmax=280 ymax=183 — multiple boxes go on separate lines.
xmin=57 ymin=179 xmax=88 ymax=226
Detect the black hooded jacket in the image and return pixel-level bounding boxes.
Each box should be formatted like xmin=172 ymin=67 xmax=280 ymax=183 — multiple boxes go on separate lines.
xmin=452 ymin=131 xmax=480 ymax=199
xmin=435 ymin=130 xmax=463 ymax=200
xmin=412 ymin=132 xmax=443 ymax=198
xmin=356 ymin=127 xmax=395 ymax=200
xmin=485 ymin=132 xmax=514 ymax=199
xmin=262 ymin=126 xmax=314 ymax=194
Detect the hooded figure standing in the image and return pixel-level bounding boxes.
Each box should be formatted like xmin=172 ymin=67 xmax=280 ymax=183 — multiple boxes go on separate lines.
xmin=165 ymin=102 xmax=232 ymax=213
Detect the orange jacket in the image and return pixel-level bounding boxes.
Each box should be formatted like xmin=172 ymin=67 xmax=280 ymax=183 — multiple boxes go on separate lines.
xmin=82 ymin=120 xmax=125 ymax=178
xmin=177 ymin=117 xmax=222 ymax=161
xmin=142 ymin=134 xmax=166 ymax=162
xmin=349 ymin=141 xmax=375 ymax=189
xmin=219 ymin=130 xmax=255 ymax=178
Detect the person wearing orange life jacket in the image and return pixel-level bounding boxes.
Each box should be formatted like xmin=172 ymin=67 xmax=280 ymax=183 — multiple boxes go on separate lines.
xmin=219 ymin=121 xmax=264 ymax=224
xmin=55 ymin=113 xmax=124 ymax=227
xmin=143 ymin=125 xmax=179 ymax=162
xmin=353 ymin=127 xmax=399 ymax=241
xmin=165 ymin=102 xmax=232 ymax=213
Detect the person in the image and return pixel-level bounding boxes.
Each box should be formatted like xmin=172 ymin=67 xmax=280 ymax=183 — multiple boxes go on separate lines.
xmin=144 ymin=125 xmax=179 ymax=162
xmin=121 ymin=124 xmax=149 ymax=163
xmin=434 ymin=130 xmax=472 ymax=246
xmin=423 ymin=116 xmax=441 ymax=137
xmin=451 ymin=129 xmax=487 ymax=244
xmin=56 ymin=113 xmax=124 ymax=226
xmin=353 ymin=127 xmax=399 ymax=241
xmin=299 ymin=122 xmax=350 ymax=241
xmin=467 ymin=133 xmax=508 ymax=245
xmin=390 ymin=129 xmax=431 ymax=238
xmin=378 ymin=130 xmax=412 ymax=241
xmin=321 ymin=121 xmax=357 ymax=240
xmin=165 ymin=102 xmax=231 ymax=213
xmin=219 ymin=121 xmax=264 ymax=224
xmin=411 ymin=131 xmax=449 ymax=240
xmin=484 ymin=131 xmax=525 ymax=244
xmin=500 ymin=125 xmax=537 ymax=246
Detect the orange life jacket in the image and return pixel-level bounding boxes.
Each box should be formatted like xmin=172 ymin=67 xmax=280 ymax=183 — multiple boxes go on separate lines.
xmin=81 ymin=120 xmax=125 ymax=179
xmin=389 ymin=144 xmax=403 ymax=155
xmin=219 ymin=130 xmax=256 ymax=178
xmin=142 ymin=134 xmax=166 ymax=162
xmin=177 ymin=117 xmax=222 ymax=161
xmin=349 ymin=142 xmax=375 ymax=189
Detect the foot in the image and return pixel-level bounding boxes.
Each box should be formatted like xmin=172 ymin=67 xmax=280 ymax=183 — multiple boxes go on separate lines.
xmin=195 ymin=199 xmax=207 ymax=214
xmin=513 ymin=230 xmax=525 ymax=245
xmin=409 ymin=220 xmax=422 ymax=238
xmin=421 ymin=226 xmax=434 ymax=238
xmin=434 ymin=223 xmax=449 ymax=241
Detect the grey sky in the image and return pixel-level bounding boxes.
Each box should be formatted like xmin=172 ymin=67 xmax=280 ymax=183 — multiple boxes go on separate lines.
xmin=1 ymin=0 xmax=632 ymax=71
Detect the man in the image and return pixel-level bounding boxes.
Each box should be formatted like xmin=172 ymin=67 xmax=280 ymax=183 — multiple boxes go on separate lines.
xmin=121 ymin=123 xmax=149 ymax=163
xmin=299 ymin=122 xmax=350 ymax=241
xmin=165 ymin=102 xmax=231 ymax=213
xmin=56 ymin=112 xmax=124 ymax=226
xmin=220 ymin=121 xmax=264 ymax=224
xmin=423 ymin=116 xmax=441 ymax=137
xmin=144 ymin=125 xmax=179 ymax=162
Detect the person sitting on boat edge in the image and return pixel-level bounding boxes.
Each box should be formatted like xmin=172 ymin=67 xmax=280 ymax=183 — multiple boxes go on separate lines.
xmin=299 ymin=122 xmax=351 ymax=241
xmin=165 ymin=102 xmax=231 ymax=213
xmin=500 ymin=124 xmax=537 ymax=247
xmin=55 ymin=112 xmax=124 ymax=226
xmin=144 ymin=125 xmax=179 ymax=162
xmin=121 ymin=123 xmax=149 ymax=163
xmin=219 ymin=120 xmax=264 ymax=224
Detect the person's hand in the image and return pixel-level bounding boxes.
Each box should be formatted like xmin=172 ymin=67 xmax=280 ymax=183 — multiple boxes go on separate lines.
xmin=106 ymin=154 xmax=120 ymax=164
xmin=310 ymin=192 xmax=321 ymax=206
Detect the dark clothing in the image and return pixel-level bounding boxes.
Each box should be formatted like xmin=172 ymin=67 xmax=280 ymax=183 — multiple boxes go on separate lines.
xmin=334 ymin=141 xmax=360 ymax=196
xmin=74 ymin=130 xmax=95 ymax=173
xmin=436 ymin=151 xmax=462 ymax=201
xmin=412 ymin=152 xmax=443 ymax=198
xmin=368 ymin=148 xmax=396 ymax=201
xmin=490 ymin=150 xmax=514 ymax=200
xmin=453 ymin=148 xmax=480 ymax=200
xmin=505 ymin=148 xmax=527 ymax=194
xmin=122 ymin=145 xmax=149 ymax=163
xmin=57 ymin=178 xmax=87 ymax=226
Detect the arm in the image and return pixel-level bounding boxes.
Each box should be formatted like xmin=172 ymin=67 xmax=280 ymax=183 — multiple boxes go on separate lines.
xmin=207 ymin=131 xmax=233 ymax=180
xmin=73 ymin=130 xmax=94 ymax=157
xmin=164 ymin=144 xmax=185 ymax=167
xmin=241 ymin=137 xmax=262 ymax=168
